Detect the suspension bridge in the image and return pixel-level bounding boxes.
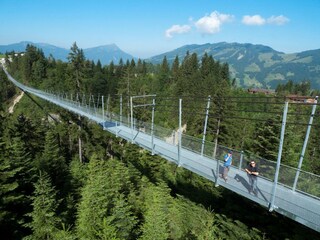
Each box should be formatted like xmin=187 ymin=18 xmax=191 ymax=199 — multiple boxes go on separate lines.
xmin=2 ymin=65 xmax=320 ymax=233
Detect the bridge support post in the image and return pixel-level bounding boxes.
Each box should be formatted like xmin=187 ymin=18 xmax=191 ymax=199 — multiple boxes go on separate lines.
xmin=212 ymin=118 xmax=220 ymax=160
xmin=172 ymin=131 xmax=175 ymax=145
xmin=213 ymin=118 xmax=221 ymax=186
xmin=269 ymin=101 xmax=288 ymax=211
xmin=130 ymin=96 xmax=134 ymax=143
xmin=178 ymin=98 xmax=182 ymax=166
xmin=102 ymin=96 xmax=105 ymax=129
xmin=107 ymin=94 xmax=110 ymax=118
xmin=93 ymin=95 xmax=97 ymax=116
xmin=215 ymin=159 xmax=220 ymax=187
xmin=239 ymin=151 xmax=244 ymax=170
xmin=120 ymin=94 xmax=123 ymax=125
xmin=82 ymin=94 xmax=86 ymax=109
xmin=76 ymin=93 xmax=80 ymax=107
xmin=151 ymin=98 xmax=155 ymax=155
xmin=115 ymin=121 xmax=118 ymax=137
xmin=293 ymin=96 xmax=318 ymax=191
xmin=201 ymin=95 xmax=211 ymax=156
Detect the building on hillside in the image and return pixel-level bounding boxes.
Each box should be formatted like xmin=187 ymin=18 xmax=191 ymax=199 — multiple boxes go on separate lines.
xmin=0 ymin=52 xmax=25 ymax=63
xmin=285 ymin=95 xmax=317 ymax=103
xmin=14 ymin=52 xmax=25 ymax=57
xmin=247 ymin=88 xmax=275 ymax=95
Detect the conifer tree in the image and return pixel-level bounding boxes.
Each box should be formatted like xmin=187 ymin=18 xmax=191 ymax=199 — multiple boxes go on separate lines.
xmin=251 ymin=117 xmax=281 ymax=161
xmin=9 ymin=114 xmax=45 ymax=160
xmin=0 ymin=140 xmax=21 ymax=239
xmin=25 ymin=172 xmax=60 ymax=240
xmin=159 ymin=56 xmax=170 ymax=91
xmin=115 ymin=58 xmax=124 ymax=80
xmin=171 ymin=56 xmax=180 ymax=84
xmin=67 ymin=42 xmax=85 ymax=93
xmin=110 ymin=193 xmax=137 ymax=239
xmin=22 ymin=44 xmax=39 ymax=84
xmin=140 ymin=182 xmax=171 ymax=240
xmin=0 ymin=68 xmax=16 ymax=103
xmin=7 ymin=136 xmax=36 ymax=235
xmin=0 ymin=115 xmax=31 ymax=238
xmin=92 ymin=60 xmax=108 ymax=95
xmin=39 ymin=128 xmax=69 ymax=194
xmin=68 ymin=42 xmax=85 ymax=163
xmin=199 ymin=53 xmax=218 ymax=95
xmin=107 ymin=61 xmax=118 ymax=94
xmin=177 ymin=52 xmax=200 ymax=96
xmin=9 ymin=136 xmax=35 ymax=196
xmin=136 ymin=58 xmax=147 ymax=77
xmin=76 ymin=158 xmax=137 ymax=239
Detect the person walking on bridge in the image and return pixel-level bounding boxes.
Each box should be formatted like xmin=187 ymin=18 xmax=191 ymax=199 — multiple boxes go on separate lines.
xmin=245 ymin=161 xmax=259 ymax=195
xmin=222 ymin=150 xmax=232 ymax=182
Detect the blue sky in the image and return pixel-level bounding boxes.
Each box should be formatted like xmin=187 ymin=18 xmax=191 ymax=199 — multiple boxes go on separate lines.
xmin=1 ymin=0 xmax=319 ymax=58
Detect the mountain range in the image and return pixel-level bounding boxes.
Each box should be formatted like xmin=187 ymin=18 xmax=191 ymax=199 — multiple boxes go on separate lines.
xmin=0 ymin=41 xmax=135 ymax=66
xmin=1 ymin=41 xmax=320 ymax=89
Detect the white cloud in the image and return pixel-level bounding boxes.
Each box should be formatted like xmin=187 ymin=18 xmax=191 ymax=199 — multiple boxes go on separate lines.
xmin=165 ymin=24 xmax=191 ymax=38
xmin=195 ymin=11 xmax=234 ymax=34
xmin=242 ymin=14 xmax=289 ymax=26
xmin=267 ymin=15 xmax=290 ymax=25
xmin=242 ymin=15 xmax=266 ymax=25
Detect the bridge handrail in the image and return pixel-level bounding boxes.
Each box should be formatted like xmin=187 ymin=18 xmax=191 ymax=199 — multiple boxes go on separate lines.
xmin=2 ymin=64 xmax=319 ymax=199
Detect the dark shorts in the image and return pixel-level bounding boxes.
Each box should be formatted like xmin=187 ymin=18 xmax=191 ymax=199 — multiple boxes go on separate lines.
xmin=223 ymin=166 xmax=229 ymax=176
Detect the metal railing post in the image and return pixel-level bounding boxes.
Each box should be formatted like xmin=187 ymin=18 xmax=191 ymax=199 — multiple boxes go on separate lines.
xmin=201 ymin=95 xmax=211 ymax=156
xmin=92 ymin=95 xmax=97 ymax=116
xmin=215 ymin=159 xmax=220 ymax=187
xmin=214 ymin=118 xmax=221 ymax=186
xmin=213 ymin=118 xmax=221 ymax=160
xmin=102 ymin=95 xmax=105 ymax=128
xmin=107 ymin=94 xmax=110 ymax=119
xmin=239 ymin=150 xmax=244 ymax=170
xmin=76 ymin=93 xmax=80 ymax=107
xmin=89 ymin=95 xmax=92 ymax=109
xmin=130 ymin=96 xmax=134 ymax=143
xmin=293 ymin=96 xmax=318 ymax=191
xmin=178 ymin=98 xmax=182 ymax=166
xmin=172 ymin=130 xmax=175 ymax=145
xmin=115 ymin=121 xmax=118 ymax=137
xmin=120 ymin=94 xmax=123 ymax=125
xmin=269 ymin=101 xmax=288 ymax=211
xmin=151 ymin=98 xmax=155 ymax=155
xmin=82 ymin=94 xmax=86 ymax=108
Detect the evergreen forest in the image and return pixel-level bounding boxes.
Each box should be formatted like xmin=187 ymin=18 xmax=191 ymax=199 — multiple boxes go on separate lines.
xmin=0 ymin=43 xmax=320 ymax=239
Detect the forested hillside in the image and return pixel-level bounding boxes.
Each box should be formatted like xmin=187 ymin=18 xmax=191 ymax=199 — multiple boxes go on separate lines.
xmin=2 ymin=41 xmax=320 ymax=89
xmin=0 ymin=43 xmax=319 ymax=239
xmin=148 ymin=42 xmax=320 ymax=89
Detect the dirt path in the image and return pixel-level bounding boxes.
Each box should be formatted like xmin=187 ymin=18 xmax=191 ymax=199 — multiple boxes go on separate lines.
xmin=8 ymin=91 xmax=24 ymax=113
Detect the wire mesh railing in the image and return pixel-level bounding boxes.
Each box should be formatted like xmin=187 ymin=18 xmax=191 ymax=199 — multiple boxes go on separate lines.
xmin=3 ymin=65 xmax=320 ymax=232
xmin=29 ymin=93 xmax=320 ymax=198
xmin=3 ymin=64 xmax=319 ymax=199
xmin=127 ymin=111 xmax=320 ymax=198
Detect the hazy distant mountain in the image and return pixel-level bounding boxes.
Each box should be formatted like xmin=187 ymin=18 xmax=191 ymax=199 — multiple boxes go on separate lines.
xmin=0 ymin=41 xmax=69 ymax=60
xmin=0 ymin=41 xmax=135 ymax=65
xmin=147 ymin=42 xmax=320 ymax=89
xmin=1 ymin=41 xmax=320 ymax=89
xmin=83 ymin=44 xmax=136 ymax=65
